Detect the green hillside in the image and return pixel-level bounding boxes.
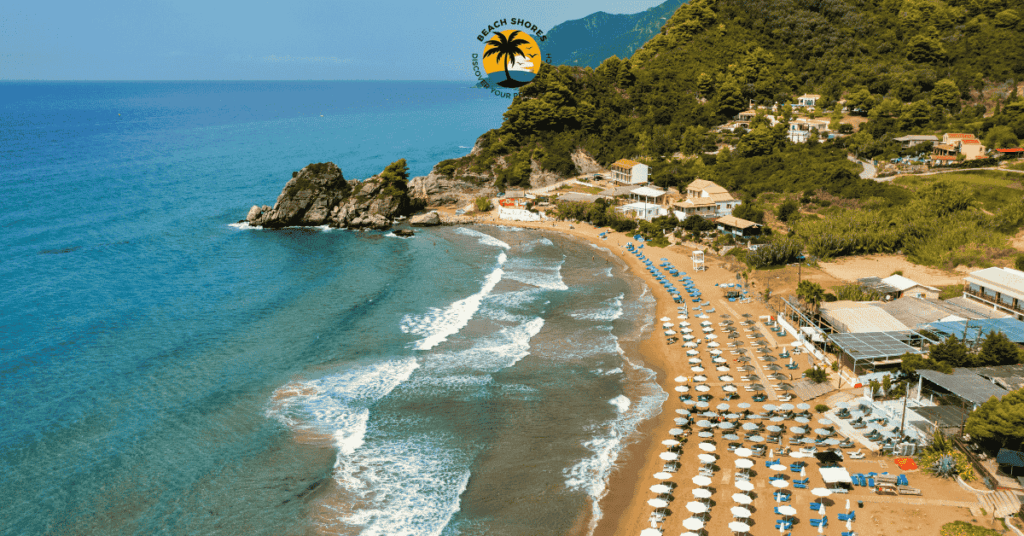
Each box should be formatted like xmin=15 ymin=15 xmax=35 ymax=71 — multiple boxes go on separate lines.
xmin=544 ymin=0 xmax=687 ymax=69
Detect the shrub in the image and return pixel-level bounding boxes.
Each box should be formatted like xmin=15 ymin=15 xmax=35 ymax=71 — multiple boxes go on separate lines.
xmin=777 ymin=199 xmax=800 ymax=222
xmin=745 ymin=236 xmax=804 ymax=268
xmin=804 ymin=367 xmax=829 ymax=383
xmin=475 ymin=197 xmax=493 ymax=212
xmin=940 ymin=521 xmax=998 ymax=536
xmin=815 ymin=404 xmax=829 ymax=413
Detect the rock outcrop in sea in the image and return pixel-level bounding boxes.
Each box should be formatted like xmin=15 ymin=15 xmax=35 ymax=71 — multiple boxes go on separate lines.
xmin=246 ymin=161 xmax=415 ymax=230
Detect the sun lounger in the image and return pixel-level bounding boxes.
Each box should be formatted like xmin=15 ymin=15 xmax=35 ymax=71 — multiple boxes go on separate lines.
xmin=809 ymin=516 xmax=829 ymax=527
xmin=842 ymin=532 xmax=858 ymax=536
xmin=838 ymin=512 xmax=856 ymax=522
xmin=898 ymin=486 xmax=922 ymax=495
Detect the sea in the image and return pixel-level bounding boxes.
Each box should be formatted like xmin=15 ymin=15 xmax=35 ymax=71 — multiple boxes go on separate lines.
xmin=0 ymin=81 xmax=665 ymax=536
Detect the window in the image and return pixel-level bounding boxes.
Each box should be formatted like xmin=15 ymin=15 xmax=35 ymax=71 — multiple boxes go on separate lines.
xmin=1001 ymin=294 xmax=1014 ymax=306
xmin=984 ymin=287 xmax=998 ymax=298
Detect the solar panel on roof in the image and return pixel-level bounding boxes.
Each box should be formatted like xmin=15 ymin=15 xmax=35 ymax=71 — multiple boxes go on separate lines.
xmin=927 ymin=318 xmax=1024 ymax=343
xmin=828 ymin=331 xmax=924 ymax=360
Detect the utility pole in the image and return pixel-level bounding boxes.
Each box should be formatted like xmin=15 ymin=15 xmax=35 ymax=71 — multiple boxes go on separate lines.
xmin=899 ymin=380 xmax=909 ymax=438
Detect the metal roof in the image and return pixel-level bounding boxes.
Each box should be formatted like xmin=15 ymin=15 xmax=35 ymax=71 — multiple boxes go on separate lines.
xmin=822 ymin=305 xmax=910 ymax=333
xmin=829 ymin=331 xmax=924 ymax=361
xmin=879 ymin=297 xmax=1004 ymax=329
xmin=917 ymin=368 xmax=1008 ymax=406
xmin=966 ymin=267 xmax=1024 ymax=299
xmin=912 ymin=405 xmax=970 ymax=429
xmin=926 ymin=318 xmax=1024 ymax=344
xmin=630 ymin=186 xmax=667 ymax=198
xmin=997 ymin=449 xmax=1024 ymax=468
xmin=857 ymin=277 xmax=900 ymax=295
xmin=790 ymin=379 xmax=837 ymax=401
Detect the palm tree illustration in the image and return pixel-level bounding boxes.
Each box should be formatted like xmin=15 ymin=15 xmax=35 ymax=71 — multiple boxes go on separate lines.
xmin=483 ymin=31 xmax=531 ymax=88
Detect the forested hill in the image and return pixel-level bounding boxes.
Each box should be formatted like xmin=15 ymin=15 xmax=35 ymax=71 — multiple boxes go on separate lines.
xmin=444 ymin=0 xmax=1024 ymax=196
xmin=544 ymin=0 xmax=686 ymax=69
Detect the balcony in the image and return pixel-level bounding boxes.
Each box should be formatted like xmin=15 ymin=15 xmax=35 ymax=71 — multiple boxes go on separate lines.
xmin=965 ymin=288 xmax=1024 ymax=315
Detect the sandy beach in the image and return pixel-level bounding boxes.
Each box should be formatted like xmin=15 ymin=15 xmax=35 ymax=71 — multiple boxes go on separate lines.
xmin=469 ymin=214 xmax=989 ymax=536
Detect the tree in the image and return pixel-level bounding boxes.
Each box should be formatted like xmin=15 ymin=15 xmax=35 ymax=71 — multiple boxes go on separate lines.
xmin=697 ymin=72 xmax=715 ymax=98
xmin=882 ymin=374 xmax=892 ymax=396
xmin=929 ymin=336 xmax=972 ymax=367
xmin=901 ymin=353 xmax=954 ymax=374
xmin=717 ymin=77 xmax=746 ymax=118
xmin=977 ymin=331 xmax=1023 ymax=366
xmin=475 ymin=197 xmax=493 ymax=212
xmin=932 ymin=78 xmax=961 ymax=112
xmin=797 ymin=280 xmax=825 ymax=324
xmin=985 ymin=126 xmax=1021 ymax=149
xmin=777 ymin=199 xmax=800 ymax=222
xmin=733 ymin=202 xmax=765 ymax=224
xmin=483 ymin=31 xmax=531 ymax=88
xmin=907 ymin=34 xmax=947 ymax=64
xmin=868 ymin=379 xmax=881 ymax=398
xmin=805 ymin=367 xmax=829 ymax=383
xmin=965 ymin=389 xmax=1024 ymax=450
xmin=737 ymin=125 xmax=777 ymax=157
xmin=378 ymin=159 xmax=411 ymax=196
xmin=1016 ymin=253 xmax=1024 ymax=271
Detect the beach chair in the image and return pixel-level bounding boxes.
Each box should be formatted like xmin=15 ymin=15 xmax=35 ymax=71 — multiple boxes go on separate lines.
xmin=795 ymin=478 xmax=809 ymax=486
xmin=809 ymin=516 xmax=829 ymax=528
xmin=897 ymin=474 xmax=909 ymax=486
xmin=838 ymin=512 xmax=856 ymax=522
xmin=849 ymin=449 xmax=865 ymax=459
xmin=867 ymin=477 xmax=875 ymax=487
xmin=842 ymin=532 xmax=858 ymax=536
xmin=774 ymin=491 xmax=791 ymax=502
xmin=898 ymin=486 xmax=922 ymax=495
xmin=775 ymin=520 xmax=793 ymax=530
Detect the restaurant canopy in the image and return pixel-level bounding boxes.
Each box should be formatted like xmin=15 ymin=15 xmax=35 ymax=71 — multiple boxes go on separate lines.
xmin=819 ymin=467 xmax=853 ymax=484
xmin=814 ymin=450 xmax=844 ymax=464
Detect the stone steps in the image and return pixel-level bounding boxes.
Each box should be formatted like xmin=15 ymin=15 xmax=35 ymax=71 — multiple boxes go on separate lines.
xmin=979 ymin=490 xmax=1021 ymax=518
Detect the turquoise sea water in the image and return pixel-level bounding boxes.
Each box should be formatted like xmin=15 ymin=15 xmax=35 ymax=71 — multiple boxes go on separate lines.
xmin=0 ymin=81 xmax=664 ymax=536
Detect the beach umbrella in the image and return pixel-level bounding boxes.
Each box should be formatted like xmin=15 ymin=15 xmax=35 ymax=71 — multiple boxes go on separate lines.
xmin=790 ymin=426 xmax=806 ymax=434
xmin=736 ymin=356 xmax=751 ymax=363
xmin=801 ymin=437 xmax=817 ymax=444
xmin=676 ymin=408 xmax=691 ymax=416
xmin=717 ymin=403 xmax=731 ymax=411
xmin=719 ymin=421 xmax=735 ymax=430
xmin=731 ymin=506 xmax=752 ymax=518
xmin=694 ymin=375 xmax=708 ymax=382
xmin=763 ymin=404 xmax=777 ymax=411
xmin=825 ymin=438 xmax=841 ymax=446
xmin=770 ymin=416 xmax=785 ymax=422
xmin=777 ymin=505 xmax=797 ymax=516
xmin=696 ymin=384 xmax=711 ymax=392
xmin=814 ymin=428 xmax=831 ymax=435
xmin=675 ymin=375 xmax=688 ymax=383
xmin=735 ymin=480 xmax=754 ymax=492
xmin=769 ymin=449 xmax=773 ymax=458
xmin=738 ymin=403 xmax=751 ymax=409
xmin=697 ymin=431 xmax=714 ymax=438
xmin=669 ymin=428 xmax=686 ymax=435
xmin=729 ymin=521 xmax=751 ymax=533
xmin=707 ymin=342 xmax=720 ymax=348
xmin=735 ymin=447 xmax=752 ymax=457
xmin=639 ymin=529 xmax=662 ymax=536
xmin=684 ymin=340 xmax=697 ymax=346
xmin=846 ymin=499 xmax=851 ymax=510
xmin=674 ymin=418 xmax=689 ymax=426
xmin=680 ymin=321 xmax=691 ymax=326
xmin=770 ymin=464 xmax=787 ymax=472
xmin=812 ymin=488 xmax=832 ymax=497
xmin=766 ymin=425 xmax=783 ymax=433
xmin=659 ymin=452 xmax=679 ymax=461
xmin=723 ymin=385 xmax=738 ymax=392
xmin=682 ymin=327 xmax=694 ymax=333
xmin=698 ymin=442 xmax=716 ymax=453
xmin=684 ymin=399 xmax=698 ymax=406
xmin=654 ymin=472 xmax=673 ymax=480
xmin=780 ymin=403 xmax=795 ymax=411
xmin=778 ymin=383 xmax=795 ymax=392
xmin=662 ymin=322 xmax=673 ymax=328
xmin=749 ymin=435 xmax=765 ymax=442
xmin=732 ymin=493 xmax=753 ymax=505
xmin=703 ymin=327 xmax=714 ymax=333
xmin=848 ymin=519 xmax=853 ymax=531
xmin=763 ymin=355 xmax=778 ymax=362
xmin=765 ymin=363 xmax=783 ymax=371
xmin=719 ymin=375 xmax=734 ymax=381
xmin=686 ymin=501 xmax=708 ymax=514
xmin=735 ymin=458 xmax=753 ymax=469
xmin=660 ymin=317 xmax=671 ymax=322
xmin=688 ymin=357 xmax=702 ymax=364
xmin=698 ymin=314 xmax=710 ymax=319
xmin=650 ymin=484 xmax=672 ymax=494
xmin=686 ymin=350 xmax=699 ymax=357
xmin=692 ymin=488 xmax=712 ymax=499
xmin=701 ymin=321 xmax=712 ymax=326
xmin=819 ymin=524 xmax=824 ymax=535
xmin=750 ymin=384 xmax=765 ymax=392
xmin=706 ymin=334 xmax=718 ymax=340
xmin=742 ymin=423 xmax=759 ymax=431
xmin=695 ymin=401 xmax=709 ymax=409
xmin=790 ymin=452 xmax=805 ymax=459
xmin=710 ymin=349 xmax=723 ymax=355
xmin=713 ymin=357 xmax=727 ymax=364
xmin=676 ymin=387 xmax=690 ymax=394
xmin=664 ymin=330 xmax=676 ymax=336
xmin=771 ymin=479 xmax=789 ymax=488
xmin=697 ymin=420 xmax=713 ymax=428
xmin=801 ymin=467 xmax=806 ymax=477
xmin=819 ymin=418 xmax=833 ymax=425
xmin=795 ymin=417 xmax=810 ymax=424
xmin=662 ymin=439 xmax=680 ymax=446
xmin=724 ymin=433 xmax=740 ymax=441
xmin=698 ymin=453 xmax=716 ymax=464
xmin=683 ymin=518 xmax=705 ymax=531
xmin=692 ymin=475 xmax=712 ymax=486
xmin=647 ymin=498 xmax=669 ymax=508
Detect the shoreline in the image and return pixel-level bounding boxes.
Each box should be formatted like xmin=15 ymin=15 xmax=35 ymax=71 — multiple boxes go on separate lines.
xmin=471 ymin=216 xmax=768 ymax=536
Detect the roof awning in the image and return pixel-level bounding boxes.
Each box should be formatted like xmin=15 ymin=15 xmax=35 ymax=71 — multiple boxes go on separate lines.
xmin=819 ymin=467 xmax=852 ymax=483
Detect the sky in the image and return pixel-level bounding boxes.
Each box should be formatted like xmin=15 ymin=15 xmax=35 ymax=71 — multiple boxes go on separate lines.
xmin=1 ymin=0 xmax=666 ymax=80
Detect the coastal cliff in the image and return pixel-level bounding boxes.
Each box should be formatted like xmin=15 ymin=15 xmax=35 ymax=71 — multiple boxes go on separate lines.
xmin=246 ymin=160 xmax=416 ymax=230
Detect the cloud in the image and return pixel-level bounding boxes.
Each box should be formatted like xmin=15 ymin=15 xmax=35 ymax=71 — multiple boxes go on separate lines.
xmin=263 ymin=55 xmax=352 ymax=64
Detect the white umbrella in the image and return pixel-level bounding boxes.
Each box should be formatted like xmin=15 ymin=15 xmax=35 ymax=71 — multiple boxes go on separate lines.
xmin=707 ymin=342 xmax=720 ymax=348
xmin=686 ymin=349 xmax=699 ymax=356
xmin=812 ymin=487 xmax=832 ymax=497
xmin=682 ymin=533 xmax=700 ymax=536
xmin=706 ymin=334 xmax=718 ymax=340
xmin=662 ymin=322 xmax=673 ymax=328
xmin=684 ymin=341 xmax=697 ymax=347
xmin=735 ymin=480 xmax=754 ymax=492
xmin=801 ymin=467 xmax=806 ymax=477
xmin=732 ymin=493 xmax=752 ymax=505
xmin=692 ymin=488 xmax=712 ymax=499
xmin=790 ymin=451 xmax=804 ymax=458
xmin=659 ymin=452 xmax=679 ymax=461
xmin=731 ymin=506 xmax=752 ymax=518
xmin=735 ymin=447 xmax=752 ymax=458
xmin=777 ymin=505 xmax=797 ymax=516
xmin=686 ymin=501 xmax=708 ymax=514
xmin=661 ymin=317 xmax=671 ymax=322
xmin=679 ymin=318 xmax=689 ymax=323
xmin=640 ymin=529 xmax=662 ymax=536
xmin=653 ymin=472 xmax=673 ymax=480
xmin=682 ymin=327 xmax=694 ymax=333
xmin=710 ymin=349 xmax=723 ymax=355
xmin=819 ymin=503 xmax=826 ymax=515
xmin=818 ymin=523 xmax=824 ymax=534
xmin=846 ymin=499 xmax=851 ymax=510
xmin=735 ymin=459 xmax=753 ymax=469
xmin=729 ymin=521 xmax=751 ymax=533
xmin=675 ymin=386 xmax=689 ymax=393
xmin=692 ymin=475 xmax=712 ymax=486
xmin=770 ymin=464 xmax=787 ymax=472
xmin=675 ymin=375 xmax=688 ymax=382
xmin=695 ymin=384 xmax=711 ymax=392
xmin=669 ymin=428 xmax=685 ymax=435
xmin=650 ymin=484 xmax=672 ymax=494
xmin=647 ymin=498 xmax=668 ymax=508
xmin=771 ymin=479 xmax=789 ymax=488
xmin=723 ymin=385 xmax=738 ymax=392
xmin=699 ymin=442 xmax=716 ymax=452
xmin=683 ymin=518 xmax=705 ymax=531
xmin=847 ymin=519 xmax=853 ymax=531
xmin=662 ymin=439 xmax=680 ymax=446
xmin=664 ymin=330 xmax=676 ymax=336
xmin=769 ymin=448 xmax=773 ymax=458
xmin=698 ymin=453 xmax=716 ymax=464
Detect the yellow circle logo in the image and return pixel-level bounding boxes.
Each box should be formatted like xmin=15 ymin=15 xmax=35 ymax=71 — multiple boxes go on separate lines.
xmin=482 ymin=30 xmax=542 ymax=89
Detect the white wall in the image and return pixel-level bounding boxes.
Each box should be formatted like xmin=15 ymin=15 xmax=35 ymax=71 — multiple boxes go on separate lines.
xmin=499 ymin=207 xmax=544 ymax=222
xmin=630 ymin=164 xmax=649 ymax=184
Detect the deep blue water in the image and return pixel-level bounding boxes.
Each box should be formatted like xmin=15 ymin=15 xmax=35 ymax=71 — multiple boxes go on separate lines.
xmin=0 ymin=81 xmax=663 ymax=536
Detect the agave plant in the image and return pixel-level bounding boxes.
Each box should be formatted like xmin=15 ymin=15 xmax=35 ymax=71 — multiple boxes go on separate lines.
xmin=932 ymin=454 xmax=959 ymax=478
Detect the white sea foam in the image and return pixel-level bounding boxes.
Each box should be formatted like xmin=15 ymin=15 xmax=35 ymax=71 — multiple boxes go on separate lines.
xmin=455 ymin=227 xmax=511 ymax=249
xmin=608 ymin=395 xmax=631 ymax=413
xmin=570 ymin=293 xmax=624 ymax=321
xmin=227 ymin=222 xmax=262 ymax=230
xmin=425 ymin=317 xmax=545 ymax=374
xmin=603 ymin=367 xmax=623 ymax=376
xmin=268 ymin=357 xmax=420 ymax=455
xmin=504 ymin=256 xmax=569 ymax=291
xmin=588 ymin=243 xmax=611 ymax=253
xmin=402 ymin=253 xmax=507 ymax=350
xmin=385 ymin=232 xmax=412 ymax=239
xmin=325 ymin=432 xmax=473 ymax=536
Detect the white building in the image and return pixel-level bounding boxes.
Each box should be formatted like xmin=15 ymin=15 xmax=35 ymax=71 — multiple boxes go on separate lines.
xmin=610 ymin=158 xmax=650 ymax=185
xmin=787 ymin=117 xmax=832 ymax=143
xmin=880 ymin=274 xmax=940 ymax=299
xmin=796 ymin=94 xmax=821 ymax=108
xmin=673 ymin=179 xmax=740 ymax=219
xmin=964 ymin=267 xmax=1024 ymax=320
xmin=618 ymin=186 xmax=668 ymax=220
